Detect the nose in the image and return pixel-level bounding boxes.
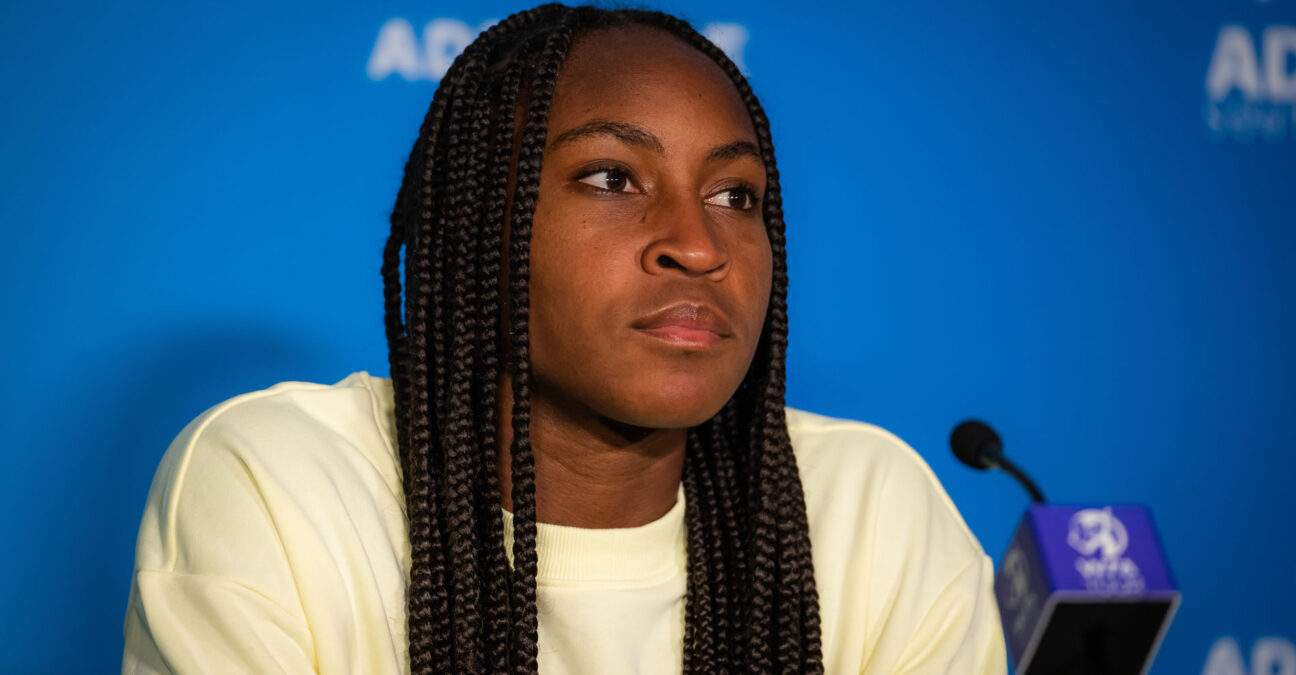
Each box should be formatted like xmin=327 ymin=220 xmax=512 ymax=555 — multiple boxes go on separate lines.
xmin=641 ymin=197 xmax=729 ymax=279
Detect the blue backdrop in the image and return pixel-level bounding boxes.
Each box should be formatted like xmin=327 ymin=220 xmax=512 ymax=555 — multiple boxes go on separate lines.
xmin=2 ymin=1 xmax=1293 ymax=672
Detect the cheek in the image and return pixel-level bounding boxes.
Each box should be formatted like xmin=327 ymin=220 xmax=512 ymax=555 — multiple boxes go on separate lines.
xmin=531 ymin=209 xmax=613 ymax=299
xmin=529 ymin=203 xmax=587 ymax=331
xmin=740 ymin=234 xmax=774 ymax=335
xmin=527 ymin=199 xmax=634 ymax=355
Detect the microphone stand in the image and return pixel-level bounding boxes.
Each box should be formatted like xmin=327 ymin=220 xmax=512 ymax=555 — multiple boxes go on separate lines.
xmin=991 ymin=454 xmax=1045 ymax=503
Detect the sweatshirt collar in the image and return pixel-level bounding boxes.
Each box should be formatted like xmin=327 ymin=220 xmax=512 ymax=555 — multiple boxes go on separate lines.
xmin=501 ymin=488 xmax=686 ymax=584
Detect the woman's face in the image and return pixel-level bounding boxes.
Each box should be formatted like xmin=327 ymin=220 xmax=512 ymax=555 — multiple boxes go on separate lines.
xmin=528 ymin=25 xmax=772 ymax=430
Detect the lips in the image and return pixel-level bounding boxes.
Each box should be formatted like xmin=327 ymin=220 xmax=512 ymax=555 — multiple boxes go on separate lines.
xmin=631 ymin=303 xmax=733 ymax=348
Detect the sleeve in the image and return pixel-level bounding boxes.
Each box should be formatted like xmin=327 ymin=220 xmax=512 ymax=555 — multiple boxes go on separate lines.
xmin=122 ymin=572 xmax=316 ymax=674
xmin=890 ymin=554 xmax=1008 ymax=675
xmin=121 ymin=403 xmax=318 ymax=674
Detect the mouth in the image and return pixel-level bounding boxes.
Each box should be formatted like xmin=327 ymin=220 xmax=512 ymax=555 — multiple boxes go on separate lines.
xmin=630 ymin=303 xmax=733 ymax=349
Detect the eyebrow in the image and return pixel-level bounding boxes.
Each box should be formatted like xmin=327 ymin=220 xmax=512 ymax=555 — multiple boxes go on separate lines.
xmin=548 ymin=119 xmax=763 ymax=164
xmin=706 ymin=140 xmax=762 ymax=163
xmin=550 ymin=120 xmax=664 ymax=154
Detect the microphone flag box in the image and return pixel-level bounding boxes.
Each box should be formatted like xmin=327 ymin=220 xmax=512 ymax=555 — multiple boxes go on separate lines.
xmin=995 ymin=505 xmax=1180 ymax=675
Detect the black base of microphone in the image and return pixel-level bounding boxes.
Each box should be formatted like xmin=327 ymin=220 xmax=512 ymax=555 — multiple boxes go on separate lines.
xmin=1026 ymin=599 xmax=1176 ymax=675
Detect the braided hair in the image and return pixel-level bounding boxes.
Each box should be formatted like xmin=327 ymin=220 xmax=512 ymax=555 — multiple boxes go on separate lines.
xmin=381 ymin=5 xmax=822 ymax=672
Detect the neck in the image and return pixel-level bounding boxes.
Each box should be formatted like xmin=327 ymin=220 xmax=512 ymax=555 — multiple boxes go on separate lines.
xmin=496 ymin=376 xmax=686 ymax=529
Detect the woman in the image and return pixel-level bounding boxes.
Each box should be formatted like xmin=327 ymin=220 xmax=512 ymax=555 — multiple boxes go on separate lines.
xmin=123 ymin=5 xmax=1006 ymax=673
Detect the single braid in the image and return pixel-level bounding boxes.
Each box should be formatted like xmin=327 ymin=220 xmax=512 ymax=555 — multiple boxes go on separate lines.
xmin=472 ymin=58 xmax=528 ymax=674
xmin=681 ymin=431 xmax=716 ymax=672
xmin=405 ymin=102 xmax=453 ymax=668
xmin=506 ymin=22 xmax=578 ymax=674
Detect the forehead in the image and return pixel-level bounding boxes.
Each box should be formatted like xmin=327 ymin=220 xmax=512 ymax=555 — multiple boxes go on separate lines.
xmin=548 ymin=25 xmax=757 ymax=143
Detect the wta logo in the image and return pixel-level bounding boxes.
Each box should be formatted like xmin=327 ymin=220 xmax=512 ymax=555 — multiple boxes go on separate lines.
xmin=1067 ymin=507 xmax=1128 ymax=560
xmin=1067 ymin=507 xmax=1145 ymax=593
xmin=1204 ymin=24 xmax=1296 ymax=141
xmin=367 ymin=17 xmax=750 ymax=83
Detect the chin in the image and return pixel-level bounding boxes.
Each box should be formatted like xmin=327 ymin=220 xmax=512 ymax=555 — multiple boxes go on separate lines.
xmin=610 ymin=376 xmax=737 ymax=430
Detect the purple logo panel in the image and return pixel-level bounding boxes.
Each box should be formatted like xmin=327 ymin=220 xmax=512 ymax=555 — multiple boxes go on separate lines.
xmin=1031 ymin=505 xmax=1176 ymax=595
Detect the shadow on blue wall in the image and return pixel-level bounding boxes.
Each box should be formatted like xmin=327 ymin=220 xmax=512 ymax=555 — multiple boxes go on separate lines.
xmin=7 ymin=322 xmax=326 ymax=670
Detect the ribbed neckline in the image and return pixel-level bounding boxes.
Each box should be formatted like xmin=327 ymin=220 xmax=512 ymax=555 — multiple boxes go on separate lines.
xmin=501 ymin=488 xmax=687 ymax=584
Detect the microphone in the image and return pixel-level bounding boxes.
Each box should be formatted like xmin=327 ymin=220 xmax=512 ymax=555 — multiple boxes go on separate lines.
xmin=951 ymin=420 xmax=1180 ymax=675
xmin=949 ymin=420 xmax=1046 ymax=502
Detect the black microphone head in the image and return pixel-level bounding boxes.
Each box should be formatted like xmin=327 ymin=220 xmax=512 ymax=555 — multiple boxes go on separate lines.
xmin=950 ymin=420 xmax=1002 ymax=470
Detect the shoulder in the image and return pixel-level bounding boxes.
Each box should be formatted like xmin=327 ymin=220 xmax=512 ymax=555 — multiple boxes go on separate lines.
xmin=786 ymin=408 xmax=1001 ymax=670
xmin=180 ymin=371 xmax=397 ymax=455
xmin=134 ymin=372 xmax=401 ymax=571
xmin=785 ymin=406 xmax=987 ymax=607
xmin=786 ymin=407 xmax=946 ymax=491
xmin=786 ymin=406 xmax=979 ymax=555
xmin=160 ymin=371 xmax=399 ymax=496
xmin=126 ymin=373 xmax=407 ymax=672
xmin=786 ymin=409 xmax=1007 ymax=672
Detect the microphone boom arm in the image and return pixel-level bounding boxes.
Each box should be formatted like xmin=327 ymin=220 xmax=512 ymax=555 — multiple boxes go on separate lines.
xmin=993 ymin=454 xmax=1046 ymax=503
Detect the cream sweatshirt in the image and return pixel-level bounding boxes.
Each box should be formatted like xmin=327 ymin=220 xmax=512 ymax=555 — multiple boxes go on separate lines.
xmin=122 ymin=372 xmax=1006 ymax=674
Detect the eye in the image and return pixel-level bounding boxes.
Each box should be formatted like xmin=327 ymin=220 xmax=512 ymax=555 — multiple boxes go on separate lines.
xmin=704 ymin=186 xmax=760 ymax=211
xmin=576 ymin=167 xmax=639 ymax=193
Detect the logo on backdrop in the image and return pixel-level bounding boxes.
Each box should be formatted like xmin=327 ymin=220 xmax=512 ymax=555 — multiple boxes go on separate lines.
xmin=1202 ymin=636 xmax=1296 ymax=675
xmin=1203 ymin=22 xmax=1296 ymax=141
xmin=367 ymin=18 xmax=750 ymax=83
xmin=1067 ymin=507 xmax=1146 ymax=593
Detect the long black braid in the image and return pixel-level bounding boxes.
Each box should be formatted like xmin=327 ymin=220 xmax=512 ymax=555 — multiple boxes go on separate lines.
xmin=381 ymin=5 xmax=823 ymax=672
